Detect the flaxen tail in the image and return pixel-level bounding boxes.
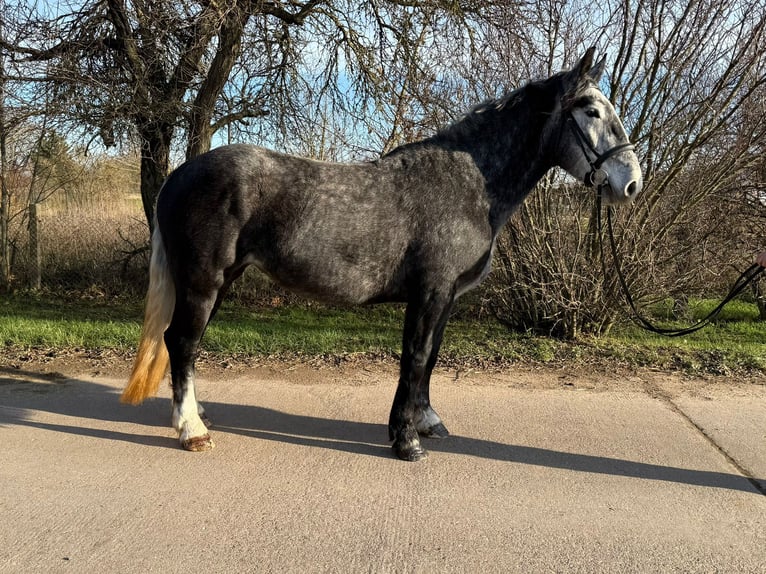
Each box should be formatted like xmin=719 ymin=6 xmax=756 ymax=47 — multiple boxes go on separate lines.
xmin=121 ymin=226 xmax=175 ymax=405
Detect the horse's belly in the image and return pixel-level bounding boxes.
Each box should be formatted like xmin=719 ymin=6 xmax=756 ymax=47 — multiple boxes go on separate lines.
xmin=254 ymin=248 xmax=405 ymax=305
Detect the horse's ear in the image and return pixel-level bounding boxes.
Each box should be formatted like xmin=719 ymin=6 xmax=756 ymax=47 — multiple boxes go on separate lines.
xmin=588 ymin=54 xmax=607 ymax=83
xmin=562 ymin=47 xmax=597 ymax=107
xmin=573 ymin=47 xmax=596 ymax=81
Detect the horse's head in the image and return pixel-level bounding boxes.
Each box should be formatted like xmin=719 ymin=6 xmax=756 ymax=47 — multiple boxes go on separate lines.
xmin=553 ymin=48 xmax=642 ymax=205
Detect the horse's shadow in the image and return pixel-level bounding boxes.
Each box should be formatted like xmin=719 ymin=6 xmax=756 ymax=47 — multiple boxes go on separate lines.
xmin=1 ymin=366 xmax=762 ymax=495
xmin=0 ymin=367 xmax=173 ymax=448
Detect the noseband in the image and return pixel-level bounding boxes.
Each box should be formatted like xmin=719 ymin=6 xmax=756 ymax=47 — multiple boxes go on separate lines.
xmin=567 ymin=111 xmax=634 ymax=188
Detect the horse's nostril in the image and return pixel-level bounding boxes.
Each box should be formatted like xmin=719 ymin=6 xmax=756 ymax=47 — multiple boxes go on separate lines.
xmin=626 ymin=181 xmax=638 ymax=197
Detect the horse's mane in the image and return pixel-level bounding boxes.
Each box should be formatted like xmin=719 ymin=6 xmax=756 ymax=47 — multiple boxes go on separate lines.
xmin=434 ymin=72 xmax=566 ymax=145
xmin=381 ymin=70 xmax=578 ymax=160
xmin=444 ymin=88 xmax=527 ymax=133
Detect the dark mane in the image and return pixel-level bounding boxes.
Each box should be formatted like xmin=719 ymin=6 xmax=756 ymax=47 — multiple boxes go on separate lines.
xmin=380 ymin=74 xmax=564 ymax=161
xmin=434 ymin=73 xmax=565 ymax=146
xmin=437 ymin=87 xmax=528 ymax=140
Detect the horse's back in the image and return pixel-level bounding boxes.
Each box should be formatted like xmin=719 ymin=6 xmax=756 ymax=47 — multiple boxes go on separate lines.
xmin=156 ymin=145 xmax=416 ymax=302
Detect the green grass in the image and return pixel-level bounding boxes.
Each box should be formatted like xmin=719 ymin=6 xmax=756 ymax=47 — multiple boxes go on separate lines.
xmin=1 ymin=294 xmax=765 ymax=375
xmin=205 ymin=305 xmax=404 ymax=356
xmin=596 ymin=299 xmax=766 ymax=374
xmin=0 ymin=296 xmax=141 ymax=349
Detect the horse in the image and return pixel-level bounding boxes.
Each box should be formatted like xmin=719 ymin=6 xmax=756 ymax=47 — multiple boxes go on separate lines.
xmin=121 ymin=48 xmax=642 ymax=461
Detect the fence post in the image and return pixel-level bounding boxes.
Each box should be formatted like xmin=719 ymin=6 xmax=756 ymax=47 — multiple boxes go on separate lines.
xmin=28 ymin=200 xmax=41 ymax=290
xmin=0 ymin=5 xmax=9 ymax=290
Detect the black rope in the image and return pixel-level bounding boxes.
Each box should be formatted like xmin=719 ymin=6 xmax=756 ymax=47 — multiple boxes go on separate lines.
xmin=597 ymin=196 xmax=764 ymax=337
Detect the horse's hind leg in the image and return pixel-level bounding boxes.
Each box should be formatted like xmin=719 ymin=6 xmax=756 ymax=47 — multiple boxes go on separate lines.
xmin=165 ymin=262 xmax=248 ymax=448
xmin=389 ymin=290 xmax=454 ymax=461
xmin=165 ymin=288 xmax=217 ymax=451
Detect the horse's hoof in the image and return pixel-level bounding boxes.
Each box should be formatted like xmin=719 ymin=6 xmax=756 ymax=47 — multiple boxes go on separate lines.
xmin=393 ymin=441 xmax=429 ymax=462
xmin=419 ymin=422 xmax=450 ymax=438
xmin=181 ymin=434 xmax=214 ymax=452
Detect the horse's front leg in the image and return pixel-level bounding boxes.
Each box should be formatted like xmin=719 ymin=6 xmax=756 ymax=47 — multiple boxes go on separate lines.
xmin=408 ymin=304 xmax=452 ymax=439
xmin=389 ymin=291 xmax=454 ymax=461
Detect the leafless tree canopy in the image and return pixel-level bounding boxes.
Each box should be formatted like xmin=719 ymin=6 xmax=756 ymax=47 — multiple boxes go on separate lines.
xmin=1 ymin=1 xmax=509 ymax=224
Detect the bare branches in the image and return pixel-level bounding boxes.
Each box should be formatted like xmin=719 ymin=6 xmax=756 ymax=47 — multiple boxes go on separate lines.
xmin=258 ymin=0 xmax=325 ymax=25
xmin=486 ymin=0 xmax=766 ymax=335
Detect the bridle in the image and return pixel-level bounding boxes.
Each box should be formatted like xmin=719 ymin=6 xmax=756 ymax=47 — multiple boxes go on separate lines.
xmin=566 ymin=110 xmax=635 ymax=189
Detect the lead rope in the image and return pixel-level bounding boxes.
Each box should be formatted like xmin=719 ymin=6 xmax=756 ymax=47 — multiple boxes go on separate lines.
xmin=596 ymin=193 xmax=764 ymax=337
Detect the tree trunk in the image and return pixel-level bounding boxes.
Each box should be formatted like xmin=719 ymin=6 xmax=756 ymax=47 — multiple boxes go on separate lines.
xmin=0 ymin=124 xmax=9 ymax=290
xmin=186 ymin=3 xmax=251 ymax=159
xmin=138 ymin=121 xmax=173 ymax=230
xmin=0 ymin=9 xmax=9 ymax=290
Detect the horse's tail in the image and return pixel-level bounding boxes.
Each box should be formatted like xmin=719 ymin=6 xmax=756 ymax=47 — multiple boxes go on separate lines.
xmin=121 ymin=224 xmax=175 ymax=405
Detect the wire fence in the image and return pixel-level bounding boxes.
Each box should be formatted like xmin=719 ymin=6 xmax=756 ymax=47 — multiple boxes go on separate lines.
xmin=7 ymin=195 xmax=150 ymax=297
xmin=6 ymin=193 xmax=290 ymax=304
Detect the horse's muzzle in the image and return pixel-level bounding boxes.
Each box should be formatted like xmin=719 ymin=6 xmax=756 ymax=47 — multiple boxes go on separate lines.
xmin=601 ymin=178 xmax=642 ymax=205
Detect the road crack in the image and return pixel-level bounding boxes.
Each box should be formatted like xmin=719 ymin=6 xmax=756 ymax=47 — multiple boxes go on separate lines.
xmin=642 ymin=380 xmax=766 ymax=496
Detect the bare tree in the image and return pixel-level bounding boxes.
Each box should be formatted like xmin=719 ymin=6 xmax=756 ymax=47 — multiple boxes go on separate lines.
xmin=0 ymin=0 xmax=53 ymax=290
xmin=487 ymin=0 xmax=766 ymax=336
xmin=3 ymin=1 xmax=509 ymax=229
xmin=0 ymin=1 xmax=9 ymax=289
xmin=3 ymin=1 xmax=280 ymax=227
xmin=606 ymin=0 xmax=766 ymax=307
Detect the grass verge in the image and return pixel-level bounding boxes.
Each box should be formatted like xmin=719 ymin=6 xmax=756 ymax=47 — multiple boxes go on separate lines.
xmin=1 ymin=294 xmax=765 ymax=376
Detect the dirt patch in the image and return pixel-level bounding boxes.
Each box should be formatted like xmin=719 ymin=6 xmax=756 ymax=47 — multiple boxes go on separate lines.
xmin=3 ymin=344 xmax=765 ymax=397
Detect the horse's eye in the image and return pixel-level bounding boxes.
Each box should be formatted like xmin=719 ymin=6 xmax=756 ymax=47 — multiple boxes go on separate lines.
xmin=585 ymin=109 xmax=600 ymax=119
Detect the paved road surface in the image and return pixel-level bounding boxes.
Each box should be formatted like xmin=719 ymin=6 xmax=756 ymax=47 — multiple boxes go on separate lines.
xmin=2 ymin=362 xmax=765 ymax=573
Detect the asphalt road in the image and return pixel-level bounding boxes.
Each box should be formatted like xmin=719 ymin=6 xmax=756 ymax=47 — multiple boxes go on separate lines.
xmin=2 ymin=361 xmax=766 ymax=573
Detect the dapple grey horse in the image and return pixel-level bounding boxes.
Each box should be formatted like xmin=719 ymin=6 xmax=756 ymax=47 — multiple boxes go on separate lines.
xmin=122 ymin=48 xmax=642 ymax=461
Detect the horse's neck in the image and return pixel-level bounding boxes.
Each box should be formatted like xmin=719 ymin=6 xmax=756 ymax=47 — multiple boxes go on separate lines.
xmin=439 ymin=96 xmax=553 ymax=231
